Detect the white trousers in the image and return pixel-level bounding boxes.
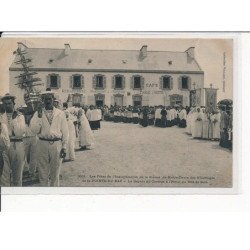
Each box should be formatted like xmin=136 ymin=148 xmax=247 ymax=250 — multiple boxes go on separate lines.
xmin=8 ymin=142 xmax=25 ymax=186
xmin=23 ymin=136 xmax=38 ymax=174
xmin=36 ymin=140 xmax=62 ymax=187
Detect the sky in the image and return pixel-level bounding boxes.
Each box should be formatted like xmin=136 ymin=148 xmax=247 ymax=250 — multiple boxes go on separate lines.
xmin=0 ymin=36 xmax=233 ymax=101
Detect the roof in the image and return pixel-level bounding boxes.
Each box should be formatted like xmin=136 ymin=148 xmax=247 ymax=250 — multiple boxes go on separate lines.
xmin=10 ymin=46 xmax=203 ymax=73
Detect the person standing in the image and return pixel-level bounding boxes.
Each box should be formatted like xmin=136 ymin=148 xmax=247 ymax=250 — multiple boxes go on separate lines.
xmin=160 ymin=107 xmax=167 ymax=128
xmin=141 ymin=107 xmax=149 ymax=127
xmin=192 ymin=108 xmax=203 ymax=139
xmin=211 ymin=109 xmax=221 ymax=140
xmin=201 ymin=109 xmax=210 ymax=139
xmin=1 ymin=94 xmax=26 ymax=186
xmin=78 ymin=109 xmax=94 ymax=150
xmin=179 ymin=107 xmax=187 ymax=128
xmin=0 ymin=120 xmax=10 ymax=186
xmin=154 ymin=106 xmax=162 ymax=127
xmin=30 ymin=91 xmax=69 ymax=187
xmin=64 ymin=110 xmax=76 ymax=161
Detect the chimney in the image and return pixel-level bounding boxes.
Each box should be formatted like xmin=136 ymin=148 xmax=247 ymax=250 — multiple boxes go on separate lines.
xmin=185 ymin=47 xmax=195 ymax=59
xmin=64 ymin=43 xmax=71 ymax=56
xmin=139 ymin=45 xmax=147 ymax=60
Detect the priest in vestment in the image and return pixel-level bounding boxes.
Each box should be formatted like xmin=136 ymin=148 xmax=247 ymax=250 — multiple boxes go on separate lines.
xmin=211 ymin=109 xmax=221 ymax=140
xmin=78 ymin=109 xmax=94 ymax=150
xmin=192 ymin=108 xmax=203 ymax=139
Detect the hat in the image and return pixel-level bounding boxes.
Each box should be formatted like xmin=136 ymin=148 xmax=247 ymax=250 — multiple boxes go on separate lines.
xmin=2 ymin=93 xmax=16 ymax=101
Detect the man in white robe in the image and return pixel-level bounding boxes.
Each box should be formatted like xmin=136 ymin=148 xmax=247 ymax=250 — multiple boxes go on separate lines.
xmin=64 ymin=110 xmax=76 ymax=161
xmin=30 ymin=91 xmax=69 ymax=187
xmin=1 ymin=94 xmax=26 ymax=186
xmin=192 ymin=108 xmax=203 ymax=139
xmin=78 ymin=109 xmax=94 ymax=150
xmin=211 ymin=109 xmax=221 ymax=140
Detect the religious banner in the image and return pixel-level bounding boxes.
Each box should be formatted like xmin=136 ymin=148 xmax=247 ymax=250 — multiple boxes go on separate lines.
xmin=190 ymin=88 xmax=201 ymax=107
xmin=205 ymin=88 xmax=218 ymax=110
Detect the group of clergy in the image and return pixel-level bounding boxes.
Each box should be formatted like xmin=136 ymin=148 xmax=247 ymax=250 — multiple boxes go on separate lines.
xmin=186 ymin=107 xmax=233 ymax=147
xmin=102 ymin=105 xmax=189 ymax=128
xmin=0 ymin=91 xmax=96 ymax=187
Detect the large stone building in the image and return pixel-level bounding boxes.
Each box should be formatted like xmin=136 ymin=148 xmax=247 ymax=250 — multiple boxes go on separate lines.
xmin=9 ymin=42 xmax=205 ymax=107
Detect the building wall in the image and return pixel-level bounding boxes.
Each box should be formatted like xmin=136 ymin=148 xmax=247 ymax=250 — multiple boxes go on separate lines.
xmin=9 ymin=70 xmax=204 ymax=107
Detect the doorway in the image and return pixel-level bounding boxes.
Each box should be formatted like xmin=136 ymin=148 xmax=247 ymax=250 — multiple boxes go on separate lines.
xmin=133 ymin=95 xmax=142 ymax=107
xmin=114 ymin=95 xmax=123 ymax=106
xmin=95 ymin=94 xmax=105 ymax=107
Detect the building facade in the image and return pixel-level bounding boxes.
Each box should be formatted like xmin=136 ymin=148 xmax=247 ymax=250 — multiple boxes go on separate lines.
xmin=9 ymin=43 xmax=205 ymax=107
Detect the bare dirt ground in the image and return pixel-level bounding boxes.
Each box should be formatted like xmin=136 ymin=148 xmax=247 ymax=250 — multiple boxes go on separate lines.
xmin=60 ymin=121 xmax=232 ymax=187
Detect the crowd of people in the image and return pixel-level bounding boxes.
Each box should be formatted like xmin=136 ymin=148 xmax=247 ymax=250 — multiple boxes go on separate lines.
xmin=102 ymin=105 xmax=189 ymax=128
xmin=101 ymin=104 xmax=233 ymax=147
xmin=0 ymin=91 xmax=100 ymax=187
xmin=0 ymin=90 xmax=233 ymax=187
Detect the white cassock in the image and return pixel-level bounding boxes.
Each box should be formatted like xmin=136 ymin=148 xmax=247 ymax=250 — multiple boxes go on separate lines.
xmin=186 ymin=109 xmax=194 ymax=135
xmin=211 ymin=113 xmax=221 ymax=139
xmin=166 ymin=110 xmax=171 ymax=121
xmin=179 ymin=109 xmax=187 ymax=120
xmin=65 ymin=117 xmax=76 ymax=160
xmin=192 ymin=111 xmax=203 ymax=138
xmin=79 ymin=113 xmax=95 ymax=147
xmin=155 ymin=108 xmax=162 ymax=120
xmin=201 ymin=112 xmax=209 ymax=139
xmin=169 ymin=109 xmax=175 ymax=121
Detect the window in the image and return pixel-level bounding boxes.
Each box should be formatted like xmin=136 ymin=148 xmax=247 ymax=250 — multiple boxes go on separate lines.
xmin=113 ymin=75 xmax=125 ymax=89
xmin=96 ymin=75 xmax=104 ymax=88
xmin=162 ymin=76 xmax=171 ymax=89
xmin=181 ymin=76 xmax=189 ymax=89
xmin=115 ymin=76 xmax=123 ymax=89
xmin=72 ymin=75 xmax=82 ymax=88
xmin=47 ymin=74 xmax=60 ymax=89
xmin=134 ymin=76 xmax=141 ymax=89
xmin=131 ymin=75 xmax=144 ymax=90
xmin=93 ymin=74 xmax=106 ymax=89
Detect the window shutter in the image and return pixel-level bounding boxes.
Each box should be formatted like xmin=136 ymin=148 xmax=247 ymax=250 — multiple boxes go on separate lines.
xmin=70 ymin=75 xmax=73 ymax=88
xmin=131 ymin=76 xmax=134 ymax=89
xmin=47 ymin=75 xmax=51 ymax=88
xmin=178 ymin=76 xmax=182 ymax=90
xmin=122 ymin=76 xmax=125 ymax=89
xmin=188 ymin=76 xmax=191 ymax=90
xmin=58 ymin=75 xmax=61 ymax=88
xmin=93 ymin=75 xmax=96 ymax=89
xmin=81 ymin=75 xmax=84 ymax=89
xmin=112 ymin=75 xmax=115 ymax=89
xmin=160 ymin=76 xmax=163 ymax=90
xmin=170 ymin=76 xmax=173 ymax=90
xmin=103 ymin=75 xmax=106 ymax=89
xmin=111 ymin=95 xmax=115 ymax=105
xmin=141 ymin=76 xmax=144 ymax=89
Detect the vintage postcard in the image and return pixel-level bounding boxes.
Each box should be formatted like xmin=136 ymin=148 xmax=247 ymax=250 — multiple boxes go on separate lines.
xmin=0 ymin=33 xmax=237 ymax=193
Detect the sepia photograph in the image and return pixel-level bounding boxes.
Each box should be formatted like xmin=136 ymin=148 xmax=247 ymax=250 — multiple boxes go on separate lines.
xmin=0 ymin=35 xmax=234 ymax=189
